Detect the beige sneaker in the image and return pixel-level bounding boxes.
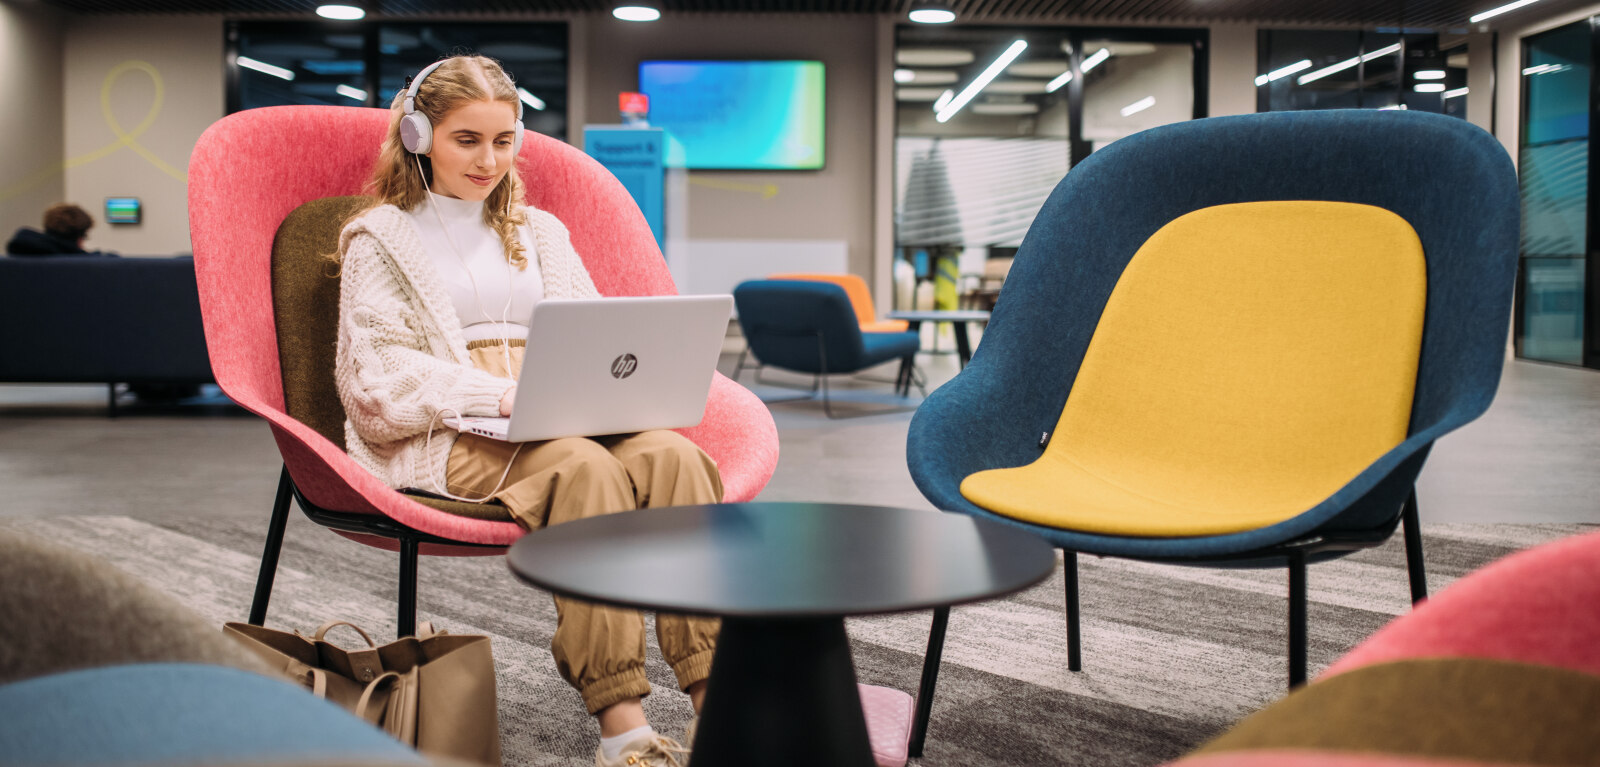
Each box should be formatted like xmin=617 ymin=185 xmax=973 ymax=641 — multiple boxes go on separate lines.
xmin=594 ymin=733 xmax=691 ymax=767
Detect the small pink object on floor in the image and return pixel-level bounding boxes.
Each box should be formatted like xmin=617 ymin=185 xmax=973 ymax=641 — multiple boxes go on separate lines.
xmin=859 ymin=683 xmax=914 ymax=767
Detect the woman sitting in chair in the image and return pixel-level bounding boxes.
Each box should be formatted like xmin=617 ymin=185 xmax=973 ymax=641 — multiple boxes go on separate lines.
xmin=334 ymin=54 xmax=720 ymax=767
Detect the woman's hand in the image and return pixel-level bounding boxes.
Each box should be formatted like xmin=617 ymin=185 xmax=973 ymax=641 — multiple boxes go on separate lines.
xmin=499 ymin=385 xmax=516 ymax=417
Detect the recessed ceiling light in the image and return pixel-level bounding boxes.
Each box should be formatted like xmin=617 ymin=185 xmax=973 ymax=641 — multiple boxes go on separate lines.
xmin=894 ymin=68 xmax=916 ymax=83
xmin=1414 ymin=70 xmax=1447 ymax=80
xmin=896 ymin=87 xmax=952 ymax=102
xmin=1414 ymin=83 xmax=1447 ymax=92
xmin=908 ymin=3 xmax=957 ymax=23
xmin=970 ymin=102 xmax=1040 ymax=115
xmin=613 ymin=0 xmax=662 ymax=21
xmin=316 ymin=4 xmax=364 ymax=20
xmin=986 ymin=80 xmax=1050 ymax=94
xmin=896 ymin=49 xmax=976 ymax=67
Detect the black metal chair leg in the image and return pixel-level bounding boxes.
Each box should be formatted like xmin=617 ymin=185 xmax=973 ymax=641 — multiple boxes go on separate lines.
xmin=1065 ymin=551 xmax=1082 ymax=672
xmin=1288 ymin=550 xmax=1308 ymax=689
xmin=1402 ymin=489 xmax=1428 ymax=604
xmin=248 ymin=465 xmax=295 ymax=625
xmin=398 ymin=536 xmax=419 ymax=638
xmin=107 ymin=383 xmax=118 ymax=418
xmin=732 ymin=347 xmax=749 ymax=381
xmin=909 ymin=605 xmax=950 ymax=758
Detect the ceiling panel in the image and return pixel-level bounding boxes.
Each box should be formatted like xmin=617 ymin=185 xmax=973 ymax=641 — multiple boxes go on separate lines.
xmin=33 ymin=0 xmax=1586 ymax=27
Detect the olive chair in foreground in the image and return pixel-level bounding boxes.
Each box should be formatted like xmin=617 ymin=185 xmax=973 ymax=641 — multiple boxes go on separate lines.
xmin=903 ymin=110 xmax=1518 ymax=755
xmin=189 ymin=105 xmax=779 ymax=639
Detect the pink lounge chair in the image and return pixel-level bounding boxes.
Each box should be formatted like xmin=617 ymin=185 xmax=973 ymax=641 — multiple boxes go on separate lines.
xmin=1164 ymin=528 xmax=1600 ymax=767
xmin=188 ymin=105 xmax=778 ymax=638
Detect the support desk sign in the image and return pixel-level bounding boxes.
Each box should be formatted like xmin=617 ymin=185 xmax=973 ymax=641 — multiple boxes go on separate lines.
xmin=584 ymin=126 xmax=666 ymax=251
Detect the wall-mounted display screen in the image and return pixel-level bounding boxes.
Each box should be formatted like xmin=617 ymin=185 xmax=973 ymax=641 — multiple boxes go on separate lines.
xmin=638 ymin=60 xmax=825 ymax=170
xmin=105 ymin=197 xmax=141 ymax=225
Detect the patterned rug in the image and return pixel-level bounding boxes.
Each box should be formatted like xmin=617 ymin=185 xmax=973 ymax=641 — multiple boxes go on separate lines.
xmin=1 ymin=513 xmax=1586 ymax=766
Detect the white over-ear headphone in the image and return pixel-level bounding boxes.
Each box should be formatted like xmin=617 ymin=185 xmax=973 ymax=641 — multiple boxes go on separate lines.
xmin=399 ymin=59 xmax=525 ymax=156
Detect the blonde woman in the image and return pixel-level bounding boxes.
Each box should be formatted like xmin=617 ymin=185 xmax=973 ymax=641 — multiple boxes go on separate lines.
xmin=334 ymin=54 xmax=720 ymax=767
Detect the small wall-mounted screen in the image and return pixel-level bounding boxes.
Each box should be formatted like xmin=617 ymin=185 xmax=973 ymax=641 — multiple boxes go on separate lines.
xmin=639 ymin=60 xmax=825 ymax=170
xmin=106 ymin=197 xmax=141 ymax=225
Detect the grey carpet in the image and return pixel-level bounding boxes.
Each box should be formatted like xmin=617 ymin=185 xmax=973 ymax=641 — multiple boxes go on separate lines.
xmin=0 ymin=513 xmax=1587 ymax=767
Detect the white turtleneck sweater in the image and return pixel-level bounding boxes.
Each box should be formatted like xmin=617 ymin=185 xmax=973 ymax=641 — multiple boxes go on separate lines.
xmin=406 ymin=192 xmax=544 ymax=343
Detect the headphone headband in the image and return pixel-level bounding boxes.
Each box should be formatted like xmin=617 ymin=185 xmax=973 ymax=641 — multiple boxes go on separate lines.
xmin=403 ymin=58 xmax=523 ymax=121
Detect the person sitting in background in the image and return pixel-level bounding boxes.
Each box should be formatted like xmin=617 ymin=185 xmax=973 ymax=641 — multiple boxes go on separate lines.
xmin=7 ymin=203 xmax=111 ymax=256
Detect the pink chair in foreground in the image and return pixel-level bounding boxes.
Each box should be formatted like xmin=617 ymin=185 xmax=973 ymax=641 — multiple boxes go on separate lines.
xmin=188 ymin=105 xmax=778 ymax=638
xmin=1167 ymin=528 xmax=1600 ymax=767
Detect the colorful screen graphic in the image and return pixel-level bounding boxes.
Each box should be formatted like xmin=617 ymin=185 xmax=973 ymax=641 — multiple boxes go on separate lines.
xmin=639 ymin=60 xmax=825 ymax=170
xmin=105 ymin=197 xmax=141 ymax=225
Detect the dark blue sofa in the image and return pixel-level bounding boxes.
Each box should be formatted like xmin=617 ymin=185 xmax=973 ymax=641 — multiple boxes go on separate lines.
xmin=0 ymin=255 xmax=213 ymax=412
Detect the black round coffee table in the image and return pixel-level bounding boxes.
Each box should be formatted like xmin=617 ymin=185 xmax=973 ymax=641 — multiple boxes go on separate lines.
xmin=506 ymin=501 xmax=1054 ymax=767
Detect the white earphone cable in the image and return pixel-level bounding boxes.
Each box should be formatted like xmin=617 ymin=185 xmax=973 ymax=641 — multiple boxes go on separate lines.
xmin=412 ymin=153 xmax=525 ymax=503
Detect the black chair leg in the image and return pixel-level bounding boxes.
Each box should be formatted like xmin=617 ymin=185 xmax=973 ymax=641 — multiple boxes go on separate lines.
xmin=398 ymin=536 xmax=419 ymax=638
xmin=894 ymin=356 xmax=913 ymax=397
xmin=1288 ymin=550 xmax=1308 ymax=689
xmin=248 ymin=465 xmax=295 ymax=626
xmin=732 ymin=347 xmax=748 ymax=381
xmin=1064 ymin=551 xmax=1082 ymax=672
xmin=1402 ymin=489 xmax=1428 ymax=604
xmin=909 ymin=605 xmax=950 ymax=758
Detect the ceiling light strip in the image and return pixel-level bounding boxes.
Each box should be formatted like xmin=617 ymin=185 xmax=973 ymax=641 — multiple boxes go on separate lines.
xmin=1081 ymin=48 xmax=1111 ymax=72
xmin=1255 ymin=59 xmax=1311 ymax=87
xmin=237 ymin=55 xmax=294 ymax=81
xmin=1120 ymin=96 xmax=1156 ymax=116
xmin=1470 ymin=0 xmax=1546 ymax=23
xmin=1297 ymin=44 xmax=1401 ymax=85
xmin=936 ymin=40 xmax=1028 ymax=123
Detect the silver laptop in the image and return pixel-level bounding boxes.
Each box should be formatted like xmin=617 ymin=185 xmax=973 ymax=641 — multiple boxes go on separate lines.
xmin=444 ymin=295 xmax=733 ymax=442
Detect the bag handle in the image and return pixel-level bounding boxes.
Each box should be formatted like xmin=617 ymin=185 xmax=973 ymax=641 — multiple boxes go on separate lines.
xmin=312 ymin=621 xmax=377 ymax=647
xmin=303 ymin=667 xmax=328 ymax=699
xmin=354 ymin=670 xmax=402 ymax=721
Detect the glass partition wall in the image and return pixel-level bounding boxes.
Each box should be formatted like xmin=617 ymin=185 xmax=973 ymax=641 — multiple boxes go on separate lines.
xmin=1518 ymin=20 xmax=1595 ymax=367
xmin=893 ymin=26 xmax=1206 ymax=312
xmin=227 ymin=20 xmax=569 ymax=141
xmin=1256 ymin=29 xmax=1470 ymax=119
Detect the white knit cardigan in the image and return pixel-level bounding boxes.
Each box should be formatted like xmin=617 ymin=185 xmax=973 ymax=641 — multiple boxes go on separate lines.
xmin=334 ymin=203 xmax=601 ymax=493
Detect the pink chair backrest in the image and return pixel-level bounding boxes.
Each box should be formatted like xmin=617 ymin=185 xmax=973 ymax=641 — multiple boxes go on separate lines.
xmin=189 ymin=105 xmax=673 ymax=419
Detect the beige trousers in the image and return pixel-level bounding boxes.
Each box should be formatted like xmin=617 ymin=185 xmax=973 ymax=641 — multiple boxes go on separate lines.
xmin=445 ymin=341 xmax=723 ymax=714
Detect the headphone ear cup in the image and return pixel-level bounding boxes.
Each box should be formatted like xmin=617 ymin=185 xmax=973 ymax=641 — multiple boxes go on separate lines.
xmin=511 ymin=120 xmax=524 ymax=155
xmin=400 ymin=112 xmax=433 ymax=155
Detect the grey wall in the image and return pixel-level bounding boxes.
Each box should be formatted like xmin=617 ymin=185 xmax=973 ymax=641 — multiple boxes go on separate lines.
xmin=0 ymin=1 xmax=65 ymax=246
xmin=1208 ymin=23 xmax=1256 ymax=116
xmin=62 ymin=14 xmax=223 ymax=256
xmin=581 ymin=14 xmax=879 ymax=279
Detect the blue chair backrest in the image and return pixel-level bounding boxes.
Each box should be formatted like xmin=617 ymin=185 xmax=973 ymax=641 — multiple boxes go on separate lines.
xmin=734 ymin=280 xmax=870 ymax=373
xmin=908 ymin=110 xmax=1519 ymax=553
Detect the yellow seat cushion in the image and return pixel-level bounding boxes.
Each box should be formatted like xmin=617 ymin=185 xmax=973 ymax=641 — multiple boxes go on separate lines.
xmin=960 ymin=201 xmax=1426 ymax=537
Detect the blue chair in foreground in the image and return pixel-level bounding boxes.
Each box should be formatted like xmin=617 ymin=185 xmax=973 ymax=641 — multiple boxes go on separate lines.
xmin=903 ymin=110 xmax=1518 ymax=755
xmin=733 ymin=279 xmax=923 ymax=418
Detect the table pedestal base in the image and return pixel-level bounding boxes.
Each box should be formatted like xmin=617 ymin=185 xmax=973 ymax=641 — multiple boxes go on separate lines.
xmin=691 ymin=616 xmax=874 ymax=767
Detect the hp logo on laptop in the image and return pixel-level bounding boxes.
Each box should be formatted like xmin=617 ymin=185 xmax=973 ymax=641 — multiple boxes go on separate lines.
xmin=611 ymin=353 xmax=638 ymax=380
